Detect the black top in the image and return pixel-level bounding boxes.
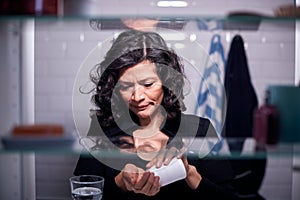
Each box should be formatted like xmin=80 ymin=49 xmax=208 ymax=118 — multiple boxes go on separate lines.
xmin=73 ymin=113 xmax=243 ymax=200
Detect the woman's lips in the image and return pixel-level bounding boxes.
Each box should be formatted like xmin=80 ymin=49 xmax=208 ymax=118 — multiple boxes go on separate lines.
xmin=131 ymin=104 xmax=149 ymax=111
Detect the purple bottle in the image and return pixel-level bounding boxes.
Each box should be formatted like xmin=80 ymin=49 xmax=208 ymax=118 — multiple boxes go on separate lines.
xmin=253 ymin=90 xmax=280 ymax=145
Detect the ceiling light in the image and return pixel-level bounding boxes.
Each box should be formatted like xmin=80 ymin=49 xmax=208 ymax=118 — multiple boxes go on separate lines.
xmin=160 ymin=32 xmax=186 ymax=41
xmin=157 ymin=1 xmax=188 ymax=8
xmin=174 ymin=43 xmax=185 ymax=49
xmin=189 ymin=34 xmax=197 ymax=42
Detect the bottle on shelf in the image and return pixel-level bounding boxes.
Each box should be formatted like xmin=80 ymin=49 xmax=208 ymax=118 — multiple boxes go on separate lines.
xmin=253 ymin=89 xmax=280 ymax=145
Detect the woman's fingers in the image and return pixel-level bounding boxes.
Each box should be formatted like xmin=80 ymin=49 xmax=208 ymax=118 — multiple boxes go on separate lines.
xmin=163 ymin=146 xmax=179 ymax=165
xmin=145 ymin=149 xmax=164 ymax=168
xmin=132 ymin=172 xmax=161 ymax=196
xmin=122 ymin=163 xmax=143 ymax=188
xmin=133 ymin=171 xmax=151 ymax=190
xmin=146 ymin=146 xmax=183 ymax=168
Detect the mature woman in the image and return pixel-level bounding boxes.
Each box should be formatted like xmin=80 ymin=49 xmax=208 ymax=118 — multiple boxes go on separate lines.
xmin=74 ymin=29 xmax=242 ymax=200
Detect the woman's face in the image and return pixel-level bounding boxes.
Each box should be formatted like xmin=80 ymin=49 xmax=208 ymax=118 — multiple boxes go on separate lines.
xmin=118 ymin=60 xmax=164 ymax=124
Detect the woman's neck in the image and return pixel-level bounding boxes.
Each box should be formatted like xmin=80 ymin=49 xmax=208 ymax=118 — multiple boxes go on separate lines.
xmin=139 ymin=108 xmax=166 ymax=129
xmin=133 ymin=108 xmax=167 ymax=140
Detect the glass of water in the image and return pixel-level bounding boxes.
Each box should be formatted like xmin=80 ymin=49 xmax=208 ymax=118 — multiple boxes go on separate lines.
xmin=70 ymin=175 xmax=104 ymax=200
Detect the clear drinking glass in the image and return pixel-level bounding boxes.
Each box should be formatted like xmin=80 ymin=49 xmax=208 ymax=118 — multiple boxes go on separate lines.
xmin=70 ymin=175 xmax=104 ymax=200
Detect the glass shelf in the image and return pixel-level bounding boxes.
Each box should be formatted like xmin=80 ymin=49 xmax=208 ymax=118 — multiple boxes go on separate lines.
xmin=0 ymin=14 xmax=298 ymax=31
xmin=1 ymin=136 xmax=299 ymax=159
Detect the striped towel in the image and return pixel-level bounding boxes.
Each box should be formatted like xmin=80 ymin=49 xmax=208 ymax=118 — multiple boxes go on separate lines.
xmin=194 ymin=34 xmax=226 ymax=153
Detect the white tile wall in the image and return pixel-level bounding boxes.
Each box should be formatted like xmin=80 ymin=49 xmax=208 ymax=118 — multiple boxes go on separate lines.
xmin=33 ymin=0 xmax=296 ymax=199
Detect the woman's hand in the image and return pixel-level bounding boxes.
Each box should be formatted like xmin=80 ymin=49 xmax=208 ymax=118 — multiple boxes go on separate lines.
xmin=145 ymin=146 xmax=183 ymax=169
xmin=181 ymin=156 xmax=202 ymax=190
xmin=115 ymin=163 xmax=161 ymax=196
xmin=145 ymin=146 xmax=202 ymax=190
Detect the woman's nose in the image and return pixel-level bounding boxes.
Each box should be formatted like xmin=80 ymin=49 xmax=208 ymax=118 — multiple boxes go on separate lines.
xmin=131 ymin=86 xmax=145 ymax=101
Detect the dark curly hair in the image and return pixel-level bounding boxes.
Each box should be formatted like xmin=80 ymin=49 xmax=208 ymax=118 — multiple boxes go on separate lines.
xmin=89 ymin=29 xmax=187 ymax=128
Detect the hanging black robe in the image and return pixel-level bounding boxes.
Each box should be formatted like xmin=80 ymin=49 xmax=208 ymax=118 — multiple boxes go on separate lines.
xmin=224 ymin=34 xmax=258 ymax=144
xmin=223 ymin=34 xmax=266 ymax=199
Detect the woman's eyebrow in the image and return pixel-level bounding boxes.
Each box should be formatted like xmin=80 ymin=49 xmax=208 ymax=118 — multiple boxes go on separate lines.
xmin=118 ymin=80 xmax=133 ymax=85
xmin=138 ymin=77 xmax=159 ymax=83
xmin=119 ymin=77 xmax=158 ymax=84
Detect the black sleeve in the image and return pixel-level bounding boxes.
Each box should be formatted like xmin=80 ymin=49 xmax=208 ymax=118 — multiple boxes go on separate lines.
xmin=73 ymin=153 xmax=104 ymax=176
xmin=196 ymin=176 xmax=240 ymax=200
xmin=188 ymin=158 xmax=242 ymax=200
